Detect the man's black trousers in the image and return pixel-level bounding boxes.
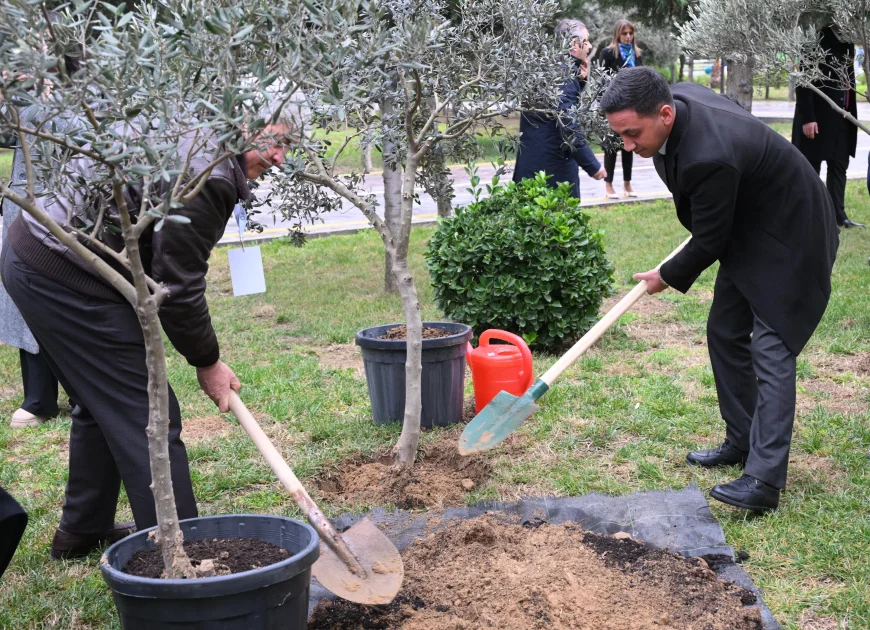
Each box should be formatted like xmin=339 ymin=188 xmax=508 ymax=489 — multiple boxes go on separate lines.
xmin=2 ymin=247 xmax=197 ymax=534
xmin=707 ymin=269 xmax=797 ymax=489
xmin=807 ymin=118 xmax=852 ymax=226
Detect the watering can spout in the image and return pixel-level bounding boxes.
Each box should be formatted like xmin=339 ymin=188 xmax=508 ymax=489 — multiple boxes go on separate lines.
xmin=466 ymin=330 xmax=533 ymax=414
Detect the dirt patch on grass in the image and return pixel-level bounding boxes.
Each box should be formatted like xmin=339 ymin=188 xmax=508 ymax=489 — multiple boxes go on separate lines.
xmin=183 ymin=415 xmax=233 ymax=441
xmin=796 ymin=378 xmax=868 ymax=417
xmin=309 ymin=516 xmax=763 ymax=630
xmin=601 ymin=291 xmax=677 ymax=319
xmin=625 ymin=321 xmax=704 ymax=349
xmin=298 ymin=342 xmax=365 ymax=376
xmin=250 ymin=303 xmax=276 ymax=320
xmin=811 ymin=351 xmax=870 ymax=378
xmin=798 ymin=609 xmax=847 ymax=630
xmin=316 ymin=434 xmax=491 ymax=509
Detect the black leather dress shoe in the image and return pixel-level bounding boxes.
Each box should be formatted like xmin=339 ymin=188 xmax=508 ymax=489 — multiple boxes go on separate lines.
xmin=686 ymin=441 xmax=748 ymax=468
xmin=50 ymin=522 xmax=136 ymax=560
xmin=710 ymin=475 xmax=780 ymax=512
xmin=841 ymin=219 xmax=866 ymax=228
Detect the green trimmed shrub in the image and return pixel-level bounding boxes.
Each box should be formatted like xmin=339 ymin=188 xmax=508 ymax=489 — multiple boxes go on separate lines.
xmin=426 ymin=171 xmax=613 ymax=350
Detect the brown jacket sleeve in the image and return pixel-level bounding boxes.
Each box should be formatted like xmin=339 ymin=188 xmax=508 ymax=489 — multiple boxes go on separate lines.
xmin=150 ymin=176 xmax=237 ymax=367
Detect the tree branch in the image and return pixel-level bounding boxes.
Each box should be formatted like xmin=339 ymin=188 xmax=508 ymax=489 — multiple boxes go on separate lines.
xmin=0 ymin=184 xmax=137 ymax=303
xmin=806 ymin=83 xmax=870 ymax=136
xmin=328 ymin=128 xmax=367 ymax=177
xmin=300 ymin=148 xmax=396 ymax=256
xmin=13 ymin=112 xmax=37 ymax=202
xmin=415 ymin=68 xmax=484 ymax=145
xmin=1 ymin=118 xmax=103 ymax=162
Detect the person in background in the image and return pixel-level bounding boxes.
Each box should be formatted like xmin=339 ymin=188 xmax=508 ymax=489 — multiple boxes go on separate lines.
xmin=1 ymin=114 xmax=80 ymax=429
xmin=512 ymin=19 xmax=607 ymax=198
xmin=598 ymin=19 xmax=642 ymax=199
xmin=792 ymin=24 xmax=864 ymax=229
xmin=0 ymin=38 xmax=81 ymax=430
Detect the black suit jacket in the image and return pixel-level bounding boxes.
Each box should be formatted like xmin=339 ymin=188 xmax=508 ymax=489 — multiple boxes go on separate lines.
xmin=656 ymin=83 xmax=839 ymax=355
xmin=792 ymin=26 xmax=858 ymax=163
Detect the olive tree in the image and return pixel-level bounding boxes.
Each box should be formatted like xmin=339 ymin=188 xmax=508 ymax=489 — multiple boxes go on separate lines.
xmin=679 ymin=0 xmax=868 ymax=130
xmin=284 ymin=0 xmax=575 ymax=467
xmin=0 ymin=0 xmax=363 ymax=578
xmin=677 ymin=0 xmax=811 ymax=111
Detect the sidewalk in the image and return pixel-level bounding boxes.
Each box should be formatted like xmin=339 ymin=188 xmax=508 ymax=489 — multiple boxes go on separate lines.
xmin=220 ymin=110 xmax=870 ymax=245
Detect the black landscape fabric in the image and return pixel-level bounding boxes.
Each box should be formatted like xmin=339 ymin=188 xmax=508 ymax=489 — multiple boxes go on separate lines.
xmin=308 ymin=484 xmax=781 ymax=629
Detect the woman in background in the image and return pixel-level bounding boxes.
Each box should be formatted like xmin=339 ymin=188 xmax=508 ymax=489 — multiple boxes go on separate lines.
xmin=599 ymin=19 xmax=642 ymax=199
xmin=512 ymin=19 xmax=606 ymax=199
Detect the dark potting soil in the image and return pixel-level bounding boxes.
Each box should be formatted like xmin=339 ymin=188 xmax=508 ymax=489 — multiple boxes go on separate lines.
xmin=308 ymin=516 xmax=764 ymax=630
xmin=378 ymin=325 xmax=454 ymax=340
xmin=122 ymin=538 xmax=289 ymax=578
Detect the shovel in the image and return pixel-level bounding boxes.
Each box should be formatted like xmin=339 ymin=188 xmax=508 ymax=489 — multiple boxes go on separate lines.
xmin=458 ymin=237 xmax=691 ymax=455
xmin=228 ymin=392 xmax=403 ymax=605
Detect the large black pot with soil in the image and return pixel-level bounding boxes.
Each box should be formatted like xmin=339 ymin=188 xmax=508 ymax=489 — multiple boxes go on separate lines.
xmin=100 ymin=514 xmax=319 ymax=629
xmin=355 ymin=321 xmax=472 ymax=428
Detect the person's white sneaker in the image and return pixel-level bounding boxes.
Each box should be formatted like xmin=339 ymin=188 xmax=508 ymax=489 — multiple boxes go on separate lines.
xmin=11 ymin=408 xmax=44 ymax=429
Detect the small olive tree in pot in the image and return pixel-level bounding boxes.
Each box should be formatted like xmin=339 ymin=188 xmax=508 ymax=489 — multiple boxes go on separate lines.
xmin=0 ymin=0 xmax=366 ymax=583
xmin=282 ymin=0 xmax=588 ymax=468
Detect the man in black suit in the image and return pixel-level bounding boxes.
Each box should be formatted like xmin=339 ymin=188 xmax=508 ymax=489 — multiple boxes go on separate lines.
xmin=792 ymin=25 xmax=863 ymax=229
xmin=600 ymin=68 xmax=839 ymax=512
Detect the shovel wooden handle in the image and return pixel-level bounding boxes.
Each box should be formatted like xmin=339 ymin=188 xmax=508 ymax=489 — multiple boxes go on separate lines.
xmin=539 ymin=236 xmax=691 ymax=387
xmin=228 ymin=392 xmax=368 ymax=578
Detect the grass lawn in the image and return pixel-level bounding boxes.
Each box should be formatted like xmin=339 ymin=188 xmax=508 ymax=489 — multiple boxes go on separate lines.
xmin=0 ymin=148 xmax=12 ymax=179
xmin=1 ymin=180 xmax=870 ymax=626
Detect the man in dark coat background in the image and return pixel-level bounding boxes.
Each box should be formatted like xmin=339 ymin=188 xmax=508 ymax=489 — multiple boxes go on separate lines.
xmin=792 ymin=24 xmax=863 ymax=229
xmin=512 ymin=19 xmax=607 ymax=198
xmin=601 ymin=68 xmax=839 ymax=513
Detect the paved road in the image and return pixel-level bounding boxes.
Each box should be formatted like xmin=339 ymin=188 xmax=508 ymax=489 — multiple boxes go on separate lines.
xmin=220 ymin=98 xmax=870 ymax=244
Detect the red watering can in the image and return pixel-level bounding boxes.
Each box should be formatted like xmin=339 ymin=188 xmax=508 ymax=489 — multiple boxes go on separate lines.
xmin=466 ymin=330 xmax=534 ymax=414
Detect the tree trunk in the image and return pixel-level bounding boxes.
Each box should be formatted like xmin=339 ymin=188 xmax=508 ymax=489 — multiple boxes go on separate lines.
xmin=710 ymin=59 xmax=721 ymax=90
xmin=764 ymin=72 xmax=770 ymax=100
xmin=720 ymin=61 xmax=726 ymax=94
xmin=669 ymin=63 xmax=676 ymax=85
xmin=361 ymin=143 xmax=373 ymax=174
xmin=863 ymin=55 xmax=870 ymax=103
xmin=688 ymin=58 xmax=694 ymax=83
xmin=392 ymin=157 xmax=423 ymax=469
xmin=788 ymin=72 xmax=795 ymax=102
xmin=117 ymin=189 xmax=194 ymax=580
xmin=139 ymin=300 xmax=195 ymax=578
xmin=678 ymin=54 xmax=685 ymax=83
xmin=381 ymin=98 xmax=402 ymax=294
xmin=727 ymin=60 xmax=754 ymax=112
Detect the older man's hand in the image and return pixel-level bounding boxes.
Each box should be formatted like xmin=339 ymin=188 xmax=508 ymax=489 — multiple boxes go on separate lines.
xmin=633 ymin=269 xmax=668 ymax=294
xmin=197 ymin=360 xmax=241 ymax=413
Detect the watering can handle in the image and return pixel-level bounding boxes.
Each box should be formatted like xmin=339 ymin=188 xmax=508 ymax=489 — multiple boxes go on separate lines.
xmin=479 ymin=329 xmax=535 ymax=389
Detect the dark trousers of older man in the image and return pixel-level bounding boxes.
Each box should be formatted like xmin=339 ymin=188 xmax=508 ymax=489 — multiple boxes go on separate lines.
xmin=707 ymin=270 xmax=797 ymax=489
xmin=1 ymin=247 xmax=197 ymax=534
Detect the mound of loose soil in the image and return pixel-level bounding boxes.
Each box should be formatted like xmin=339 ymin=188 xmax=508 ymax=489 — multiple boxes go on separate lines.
xmin=309 ymin=517 xmax=762 ymax=630
xmin=379 ymin=325 xmax=455 ymax=340
xmin=123 ymin=538 xmax=289 ymax=578
xmin=316 ymin=436 xmax=490 ymax=509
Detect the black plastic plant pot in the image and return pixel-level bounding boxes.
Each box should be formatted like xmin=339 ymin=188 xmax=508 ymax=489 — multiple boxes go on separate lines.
xmin=355 ymin=321 xmax=473 ymax=428
xmin=100 ymin=515 xmax=319 ymax=630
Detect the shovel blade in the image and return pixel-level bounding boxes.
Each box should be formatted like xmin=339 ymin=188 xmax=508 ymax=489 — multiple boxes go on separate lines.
xmin=458 ymin=390 xmax=541 ymax=455
xmin=311 ymin=518 xmax=404 ymax=605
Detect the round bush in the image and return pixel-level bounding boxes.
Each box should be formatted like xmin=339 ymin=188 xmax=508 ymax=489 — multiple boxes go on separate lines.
xmin=426 ymin=172 xmax=613 ymax=350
